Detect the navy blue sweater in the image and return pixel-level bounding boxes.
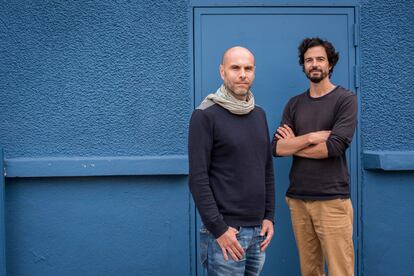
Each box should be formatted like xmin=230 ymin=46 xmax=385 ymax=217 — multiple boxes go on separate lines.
xmin=188 ymin=101 xmax=275 ymax=238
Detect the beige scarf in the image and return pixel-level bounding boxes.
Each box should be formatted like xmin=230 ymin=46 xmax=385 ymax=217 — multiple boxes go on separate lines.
xmin=204 ymin=85 xmax=255 ymax=115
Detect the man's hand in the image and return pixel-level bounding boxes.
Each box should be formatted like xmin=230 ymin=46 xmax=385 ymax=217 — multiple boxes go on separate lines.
xmin=216 ymin=227 xmax=244 ymax=261
xmin=275 ymin=124 xmax=295 ymax=140
xmin=307 ymin=130 xmax=331 ymax=144
xmin=260 ymin=219 xmax=274 ymax=252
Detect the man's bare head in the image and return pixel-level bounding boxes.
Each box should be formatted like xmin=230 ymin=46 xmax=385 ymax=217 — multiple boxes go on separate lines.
xmin=221 ymin=46 xmax=255 ymax=66
xmin=219 ymin=46 xmax=256 ymax=101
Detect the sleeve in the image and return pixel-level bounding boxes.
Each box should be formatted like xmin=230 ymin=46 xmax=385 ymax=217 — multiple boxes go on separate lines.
xmin=271 ymin=99 xmax=295 ymax=157
xmin=188 ymin=110 xmax=228 ymax=238
xmin=326 ymin=94 xmax=358 ymax=157
xmin=263 ymin=114 xmax=276 ymax=223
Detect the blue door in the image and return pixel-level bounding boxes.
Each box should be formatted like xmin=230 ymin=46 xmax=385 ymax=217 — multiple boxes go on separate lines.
xmin=194 ymin=7 xmax=358 ymax=275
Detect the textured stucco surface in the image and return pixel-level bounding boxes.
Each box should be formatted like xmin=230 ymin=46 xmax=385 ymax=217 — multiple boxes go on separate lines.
xmin=4 ymin=0 xmax=412 ymax=154
xmin=358 ymin=1 xmax=414 ymax=275
xmin=0 ymin=1 xmax=190 ymax=157
xmin=1 ymin=1 xmax=414 ymax=275
xmin=359 ymin=0 xmax=414 ymax=150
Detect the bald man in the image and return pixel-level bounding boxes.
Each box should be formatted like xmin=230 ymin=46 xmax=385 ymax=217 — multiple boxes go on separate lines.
xmin=188 ymin=46 xmax=275 ymax=275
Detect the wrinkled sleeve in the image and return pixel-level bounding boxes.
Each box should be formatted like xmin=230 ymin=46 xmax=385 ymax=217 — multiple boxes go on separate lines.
xmin=188 ymin=110 xmax=228 ymax=238
xmin=271 ymin=99 xmax=295 ymax=157
xmin=326 ymin=94 xmax=358 ymax=157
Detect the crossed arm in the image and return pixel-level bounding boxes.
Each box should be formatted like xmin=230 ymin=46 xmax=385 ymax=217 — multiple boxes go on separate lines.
xmin=275 ymin=124 xmax=330 ymax=159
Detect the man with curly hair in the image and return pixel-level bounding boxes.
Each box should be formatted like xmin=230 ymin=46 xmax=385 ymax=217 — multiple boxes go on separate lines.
xmin=273 ymin=37 xmax=357 ymax=276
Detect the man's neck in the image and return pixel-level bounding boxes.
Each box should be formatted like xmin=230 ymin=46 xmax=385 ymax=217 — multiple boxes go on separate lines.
xmin=309 ymin=78 xmax=336 ymax=98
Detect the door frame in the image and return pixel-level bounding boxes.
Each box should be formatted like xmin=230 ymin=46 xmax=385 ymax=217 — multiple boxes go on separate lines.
xmin=189 ymin=3 xmax=361 ymax=275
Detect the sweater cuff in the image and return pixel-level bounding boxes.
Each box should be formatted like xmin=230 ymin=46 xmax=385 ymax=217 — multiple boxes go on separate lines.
xmin=207 ymin=221 xmax=229 ymax=239
xmin=326 ymin=139 xmax=336 ymax=158
xmin=264 ymin=212 xmax=275 ymax=224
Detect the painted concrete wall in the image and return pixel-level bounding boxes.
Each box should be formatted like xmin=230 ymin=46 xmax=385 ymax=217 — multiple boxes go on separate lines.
xmin=358 ymin=0 xmax=414 ymax=275
xmin=0 ymin=0 xmax=191 ymax=157
xmin=359 ymin=0 xmax=414 ymax=151
xmin=1 ymin=0 xmax=413 ymax=275
xmin=0 ymin=1 xmax=193 ymax=275
xmin=6 ymin=176 xmax=191 ymax=276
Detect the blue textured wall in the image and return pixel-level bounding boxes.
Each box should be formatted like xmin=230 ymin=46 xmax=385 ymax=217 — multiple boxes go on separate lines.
xmin=0 ymin=1 xmax=192 ymax=275
xmin=358 ymin=0 xmax=414 ymax=275
xmin=5 ymin=176 xmax=191 ymax=276
xmin=361 ymin=171 xmax=414 ymax=276
xmin=1 ymin=0 xmax=414 ymax=275
xmin=359 ymin=0 xmax=414 ymax=150
xmin=0 ymin=0 xmax=190 ymax=157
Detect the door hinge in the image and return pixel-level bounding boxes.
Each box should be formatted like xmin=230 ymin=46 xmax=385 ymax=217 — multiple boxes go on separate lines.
xmin=353 ymin=24 xmax=359 ymax=47
xmin=354 ymin=65 xmax=360 ymax=88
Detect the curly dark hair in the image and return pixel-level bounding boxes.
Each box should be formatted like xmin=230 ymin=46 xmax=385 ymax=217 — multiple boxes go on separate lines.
xmin=298 ymin=37 xmax=339 ymax=77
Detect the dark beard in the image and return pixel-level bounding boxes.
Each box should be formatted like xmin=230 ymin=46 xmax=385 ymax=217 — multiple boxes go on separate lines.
xmin=309 ymin=75 xmax=323 ymax=83
xmin=306 ymin=69 xmax=327 ymax=83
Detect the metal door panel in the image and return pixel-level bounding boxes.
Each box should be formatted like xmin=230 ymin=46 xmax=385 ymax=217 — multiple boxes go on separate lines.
xmin=194 ymin=7 xmax=357 ymax=275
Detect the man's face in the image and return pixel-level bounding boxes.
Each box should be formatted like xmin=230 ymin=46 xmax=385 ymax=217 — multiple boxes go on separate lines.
xmin=303 ymin=46 xmax=332 ymax=83
xmin=220 ymin=47 xmax=255 ymax=100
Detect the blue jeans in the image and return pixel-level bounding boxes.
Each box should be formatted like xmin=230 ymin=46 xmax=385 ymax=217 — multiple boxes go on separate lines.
xmin=200 ymin=225 xmax=266 ymax=276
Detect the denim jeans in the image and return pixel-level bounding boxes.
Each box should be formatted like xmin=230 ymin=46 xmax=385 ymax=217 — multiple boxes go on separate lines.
xmin=199 ymin=225 xmax=266 ymax=276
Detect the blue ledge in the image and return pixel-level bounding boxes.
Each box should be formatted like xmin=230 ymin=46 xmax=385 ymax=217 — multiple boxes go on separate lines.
xmin=363 ymin=151 xmax=414 ymax=171
xmin=5 ymin=155 xmax=189 ymax=178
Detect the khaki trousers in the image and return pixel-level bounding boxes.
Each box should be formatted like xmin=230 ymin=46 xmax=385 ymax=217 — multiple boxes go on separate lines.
xmin=286 ymin=197 xmax=354 ymax=276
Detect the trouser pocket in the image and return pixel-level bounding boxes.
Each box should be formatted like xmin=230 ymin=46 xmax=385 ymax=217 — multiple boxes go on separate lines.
xmin=199 ymin=226 xmax=209 ymax=267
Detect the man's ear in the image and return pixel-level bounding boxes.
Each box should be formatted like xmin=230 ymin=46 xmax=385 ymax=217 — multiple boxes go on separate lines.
xmin=219 ymin=64 xmax=225 ymax=80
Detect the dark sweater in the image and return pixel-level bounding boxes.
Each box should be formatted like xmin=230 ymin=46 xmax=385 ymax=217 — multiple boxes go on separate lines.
xmin=272 ymin=86 xmax=357 ymax=200
xmin=188 ymin=100 xmax=275 ymax=238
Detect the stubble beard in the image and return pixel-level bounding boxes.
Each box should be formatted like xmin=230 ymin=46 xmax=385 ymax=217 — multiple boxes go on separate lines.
xmin=225 ymin=83 xmax=250 ymax=99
